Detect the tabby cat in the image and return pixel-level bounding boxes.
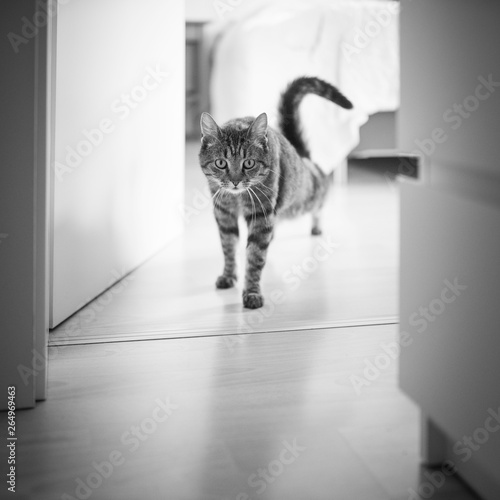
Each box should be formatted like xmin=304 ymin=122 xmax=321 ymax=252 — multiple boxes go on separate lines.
xmin=199 ymin=76 xmax=353 ymax=309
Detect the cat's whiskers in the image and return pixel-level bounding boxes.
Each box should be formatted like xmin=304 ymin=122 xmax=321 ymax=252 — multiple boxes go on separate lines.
xmin=251 ymin=183 xmax=275 ymax=210
xmin=247 ymin=186 xmax=269 ymax=227
xmin=214 ymin=188 xmax=228 ymax=211
xmin=245 ymin=188 xmax=257 ymax=228
xmin=218 ymin=190 xmax=226 ymax=207
xmin=255 ymin=180 xmax=279 ymax=197
xmin=212 ymin=188 xmax=224 ymax=210
xmin=211 ymin=188 xmax=221 ymax=202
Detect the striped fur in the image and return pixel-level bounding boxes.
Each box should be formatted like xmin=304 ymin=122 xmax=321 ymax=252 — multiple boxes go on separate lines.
xmin=199 ymin=76 xmax=353 ymax=309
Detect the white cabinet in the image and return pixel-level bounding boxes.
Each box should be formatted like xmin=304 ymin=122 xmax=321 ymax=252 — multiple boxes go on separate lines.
xmin=400 ymin=180 xmax=500 ymax=499
xmin=399 ymin=1 xmax=500 ymax=498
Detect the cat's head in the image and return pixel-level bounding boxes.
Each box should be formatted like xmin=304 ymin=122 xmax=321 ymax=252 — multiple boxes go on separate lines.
xmin=199 ymin=112 xmax=270 ymax=195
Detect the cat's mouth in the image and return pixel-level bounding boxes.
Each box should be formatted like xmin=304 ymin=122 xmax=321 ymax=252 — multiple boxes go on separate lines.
xmin=224 ymin=185 xmax=246 ymax=195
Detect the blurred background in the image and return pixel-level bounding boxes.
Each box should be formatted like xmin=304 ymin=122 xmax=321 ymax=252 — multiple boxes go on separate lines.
xmin=185 ymin=0 xmax=400 ymax=170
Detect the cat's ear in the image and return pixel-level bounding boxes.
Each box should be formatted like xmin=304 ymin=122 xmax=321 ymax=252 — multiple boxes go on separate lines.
xmin=247 ymin=113 xmax=268 ymax=148
xmin=200 ymin=112 xmax=221 ymax=145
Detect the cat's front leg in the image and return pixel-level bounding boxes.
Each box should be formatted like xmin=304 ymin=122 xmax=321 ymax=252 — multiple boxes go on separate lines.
xmin=214 ymin=203 xmax=239 ymax=289
xmin=243 ymin=214 xmax=274 ymax=309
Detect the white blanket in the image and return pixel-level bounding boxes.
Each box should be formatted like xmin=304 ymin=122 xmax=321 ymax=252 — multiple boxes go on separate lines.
xmin=208 ymin=0 xmax=399 ymax=172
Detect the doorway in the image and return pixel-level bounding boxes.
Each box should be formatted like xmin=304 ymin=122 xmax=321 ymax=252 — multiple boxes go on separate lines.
xmin=49 ymin=0 xmax=401 ymax=346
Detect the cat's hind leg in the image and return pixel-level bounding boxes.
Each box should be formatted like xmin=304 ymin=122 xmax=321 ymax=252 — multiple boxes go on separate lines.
xmin=311 ymin=211 xmax=322 ymax=236
xmin=311 ymin=165 xmax=332 ymax=236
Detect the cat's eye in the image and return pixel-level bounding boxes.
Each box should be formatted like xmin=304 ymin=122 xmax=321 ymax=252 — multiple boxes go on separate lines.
xmin=215 ymin=159 xmax=227 ymax=169
xmin=243 ymin=159 xmax=256 ymax=169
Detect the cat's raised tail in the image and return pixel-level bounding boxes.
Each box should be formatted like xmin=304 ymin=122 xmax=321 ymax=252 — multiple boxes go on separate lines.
xmin=277 ymin=76 xmax=353 ymax=159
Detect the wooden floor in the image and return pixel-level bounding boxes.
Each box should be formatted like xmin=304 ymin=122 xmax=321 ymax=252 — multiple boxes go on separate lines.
xmin=7 ymin=326 xmax=480 ymax=499
xmin=6 ymin=148 xmax=479 ymax=499
xmin=50 ymin=144 xmax=398 ymax=345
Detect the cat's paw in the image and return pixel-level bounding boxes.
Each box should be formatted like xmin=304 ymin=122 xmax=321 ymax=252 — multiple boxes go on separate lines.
xmin=311 ymin=226 xmax=322 ymax=236
xmin=216 ymin=275 xmax=236 ymax=289
xmin=243 ymin=291 xmax=264 ymax=309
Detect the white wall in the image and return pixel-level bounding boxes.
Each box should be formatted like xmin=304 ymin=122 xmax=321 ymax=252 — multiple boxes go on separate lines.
xmin=51 ymin=0 xmax=185 ymax=326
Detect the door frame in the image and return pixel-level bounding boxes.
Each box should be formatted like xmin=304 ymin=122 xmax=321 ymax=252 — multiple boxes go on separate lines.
xmin=34 ymin=0 xmax=57 ymax=403
xmin=0 ymin=0 xmax=53 ymax=410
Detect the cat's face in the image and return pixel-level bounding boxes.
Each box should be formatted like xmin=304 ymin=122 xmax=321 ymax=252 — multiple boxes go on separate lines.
xmin=199 ymin=113 xmax=270 ymax=195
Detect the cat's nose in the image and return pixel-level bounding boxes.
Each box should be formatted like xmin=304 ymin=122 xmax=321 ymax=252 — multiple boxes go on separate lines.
xmin=232 ymin=181 xmax=240 ymax=188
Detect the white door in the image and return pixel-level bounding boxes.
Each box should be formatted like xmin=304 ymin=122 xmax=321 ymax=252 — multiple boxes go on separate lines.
xmin=50 ymin=0 xmax=185 ymax=327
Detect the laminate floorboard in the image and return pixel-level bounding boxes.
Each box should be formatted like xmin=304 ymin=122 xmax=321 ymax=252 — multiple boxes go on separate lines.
xmin=24 ymin=147 xmax=480 ymax=499
xmin=5 ymin=325 xmax=480 ymax=500
xmin=50 ymin=145 xmax=398 ymax=345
